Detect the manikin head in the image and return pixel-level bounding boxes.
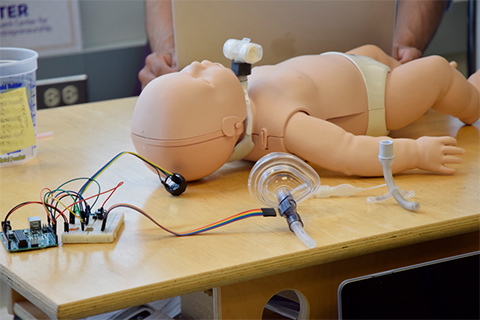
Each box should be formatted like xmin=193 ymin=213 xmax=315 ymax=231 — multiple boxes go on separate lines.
xmin=131 ymin=61 xmax=247 ymax=181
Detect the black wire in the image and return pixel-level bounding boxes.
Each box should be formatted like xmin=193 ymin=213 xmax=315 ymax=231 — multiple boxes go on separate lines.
xmin=50 ymin=191 xmax=85 ymax=219
xmin=4 ymin=202 xmax=67 ymax=225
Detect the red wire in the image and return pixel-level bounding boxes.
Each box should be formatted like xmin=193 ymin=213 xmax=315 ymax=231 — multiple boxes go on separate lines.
xmin=58 ymin=182 xmax=124 ymax=219
xmin=5 ymin=201 xmax=67 ymax=223
xmin=40 ymin=187 xmax=53 ymax=222
xmin=100 ymin=181 xmax=124 ymax=208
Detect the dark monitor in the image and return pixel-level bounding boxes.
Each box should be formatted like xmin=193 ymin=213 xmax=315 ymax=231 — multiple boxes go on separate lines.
xmin=338 ymin=251 xmax=480 ymax=319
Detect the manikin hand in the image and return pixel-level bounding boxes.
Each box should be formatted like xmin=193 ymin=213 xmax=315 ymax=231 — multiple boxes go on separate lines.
xmin=138 ymin=52 xmax=177 ymax=89
xmin=415 ymin=136 xmax=465 ymax=174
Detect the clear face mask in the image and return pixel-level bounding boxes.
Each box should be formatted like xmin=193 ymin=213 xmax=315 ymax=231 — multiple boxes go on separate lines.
xmin=248 ymin=152 xmax=319 ymax=248
xmin=247 ymin=145 xmax=420 ymax=248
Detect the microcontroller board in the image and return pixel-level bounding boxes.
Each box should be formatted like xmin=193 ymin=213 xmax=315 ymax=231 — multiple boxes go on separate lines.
xmin=1 ymin=217 xmax=58 ymax=252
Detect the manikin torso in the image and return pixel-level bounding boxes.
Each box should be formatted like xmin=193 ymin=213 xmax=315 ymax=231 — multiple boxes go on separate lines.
xmin=245 ymin=54 xmax=370 ymax=160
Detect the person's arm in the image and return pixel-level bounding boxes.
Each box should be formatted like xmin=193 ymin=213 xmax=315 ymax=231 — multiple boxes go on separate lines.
xmin=138 ymin=0 xmax=177 ymax=89
xmin=393 ymin=0 xmax=449 ymax=63
xmin=284 ymin=112 xmax=464 ymax=176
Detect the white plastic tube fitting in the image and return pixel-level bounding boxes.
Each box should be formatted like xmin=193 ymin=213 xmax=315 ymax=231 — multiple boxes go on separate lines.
xmin=379 ymin=140 xmax=420 ymax=211
xmin=223 ymin=38 xmax=263 ymax=64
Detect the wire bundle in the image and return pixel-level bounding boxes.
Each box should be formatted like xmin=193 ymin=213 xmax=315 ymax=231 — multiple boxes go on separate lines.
xmin=4 ymin=179 xmax=123 ymax=229
xmin=3 ymin=151 xmax=274 ymax=239
xmin=78 ymin=151 xmax=173 ymax=196
xmin=105 ymin=204 xmax=268 ymax=236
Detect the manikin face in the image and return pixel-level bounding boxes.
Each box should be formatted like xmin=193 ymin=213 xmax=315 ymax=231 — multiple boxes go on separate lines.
xmin=131 ymin=60 xmax=247 ymax=181
xmin=176 ymin=60 xmax=242 ymax=102
xmin=181 ymin=60 xmax=233 ymax=84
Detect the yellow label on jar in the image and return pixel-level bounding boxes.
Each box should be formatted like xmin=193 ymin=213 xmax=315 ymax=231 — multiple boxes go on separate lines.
xmin=0 ymin=87 xmax=36 ymax=155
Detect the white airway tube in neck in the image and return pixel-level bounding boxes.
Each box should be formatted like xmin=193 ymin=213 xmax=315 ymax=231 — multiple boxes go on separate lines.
xmin=227 ymin=77 xmax=254 ymax=162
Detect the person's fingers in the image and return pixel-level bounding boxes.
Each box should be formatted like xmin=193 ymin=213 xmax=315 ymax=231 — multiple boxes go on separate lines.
xmin=146 ymin=53 xmax=176 ymax=76
xmin=393 ymin=45 xmax=422 ymax=64
xmin=138 ymin=66 xmax=157 ymax=89
xmin=139 ymin=53 xmax=178 ymax=89
xmin=398 ymin=47 xmax=422 ymax=64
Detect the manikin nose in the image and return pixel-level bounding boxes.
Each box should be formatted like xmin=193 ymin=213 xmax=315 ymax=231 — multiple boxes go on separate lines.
xmin=184 ymin=61 xmax=205 ymax=76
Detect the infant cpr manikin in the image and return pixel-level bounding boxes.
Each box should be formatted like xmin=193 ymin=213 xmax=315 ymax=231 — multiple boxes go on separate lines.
xmin=131 ymin=40 xmax=480 ymax=181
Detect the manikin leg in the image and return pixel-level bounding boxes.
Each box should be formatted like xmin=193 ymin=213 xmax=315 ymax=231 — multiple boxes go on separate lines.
xmin=347 ymin=45 xmax=479 ymax=128
xmin=385 ymin=56 xmax=479 ymax=129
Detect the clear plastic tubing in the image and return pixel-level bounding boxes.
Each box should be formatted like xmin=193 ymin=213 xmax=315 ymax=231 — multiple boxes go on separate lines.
xmin=290 ymin=220 xmax=317 ymax=249
xmin=379 ymin=140 xmax=420 ymax=211
xmin=276 ymin=187 xmax=317 ymax=249
xmin=366 ymin=189 xmax=415 ymax=204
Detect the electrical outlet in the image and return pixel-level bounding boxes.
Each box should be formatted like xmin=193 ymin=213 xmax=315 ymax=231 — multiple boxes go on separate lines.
xmin=44 ymin=87 xmax=61 ymax=108
xmin=37 ymin=75 xmax=88 ymax=109
xmin=62 ymin=85 xmax=80 ymax=105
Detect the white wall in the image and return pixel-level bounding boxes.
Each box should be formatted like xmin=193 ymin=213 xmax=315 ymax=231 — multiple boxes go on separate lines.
xmin=79 ymin=0 xmax=147 ymax=52
xmin=36 ymin=0 xmax=148 ymax=102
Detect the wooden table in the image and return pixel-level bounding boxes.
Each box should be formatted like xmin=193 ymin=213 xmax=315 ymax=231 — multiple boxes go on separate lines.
xmin=0 ymin=97 xmax=478 ymax=319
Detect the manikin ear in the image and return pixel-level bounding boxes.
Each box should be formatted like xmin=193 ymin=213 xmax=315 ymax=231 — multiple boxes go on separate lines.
xmin=222 ymin=116 xmax=242 ymax=137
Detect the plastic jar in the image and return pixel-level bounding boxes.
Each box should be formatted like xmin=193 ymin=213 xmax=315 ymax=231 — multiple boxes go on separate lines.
xmin=0 ymin=47 xmax=38 ymax=166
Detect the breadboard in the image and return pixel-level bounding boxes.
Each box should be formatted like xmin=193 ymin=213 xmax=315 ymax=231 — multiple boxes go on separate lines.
xmin=62 ymin=211 xmax=124 ymax=243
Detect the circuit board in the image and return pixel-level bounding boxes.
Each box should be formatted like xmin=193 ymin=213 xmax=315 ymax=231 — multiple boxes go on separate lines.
xmin=1 ymin=226 xmax=58 ymax=252
xmin=62 ymin=211 xmax=124 ymax=243
xmin=1 ymin=210 xmax=124 ymax=252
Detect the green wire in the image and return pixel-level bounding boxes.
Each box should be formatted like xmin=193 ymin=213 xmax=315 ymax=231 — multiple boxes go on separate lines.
xmin=49 ymin=177 xmax=101 ymax=211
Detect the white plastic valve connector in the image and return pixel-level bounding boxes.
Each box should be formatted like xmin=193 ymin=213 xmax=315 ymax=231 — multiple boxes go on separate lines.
xmin=379 ymin=140 xmax=394 ymax=160
xmin=223 ymin=38 xmax=263 ymax=64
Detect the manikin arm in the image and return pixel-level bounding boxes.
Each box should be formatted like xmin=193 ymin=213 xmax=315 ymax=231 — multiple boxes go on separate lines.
xmin=138 ymin=0 xmax=177 ymax=89
xmin=284 ymin=112 xmax=465 ymax=176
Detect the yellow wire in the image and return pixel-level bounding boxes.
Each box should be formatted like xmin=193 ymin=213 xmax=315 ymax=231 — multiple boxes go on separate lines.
xmin=82 ymin=151 xmax=173 ymax=195
xmin=126 ymin=151 xmax=173 ymax=176
xmin=44 ymin=195 xmax=83 ymax=222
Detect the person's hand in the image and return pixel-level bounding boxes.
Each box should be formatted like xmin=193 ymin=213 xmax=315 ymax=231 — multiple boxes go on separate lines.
xmin=392 ymin=45 xmax=422 ymax=64
xmin=138 ymin=52 xmax=177 ymax=89
xmin=416 ymin=136 xmax=465 ymax=174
